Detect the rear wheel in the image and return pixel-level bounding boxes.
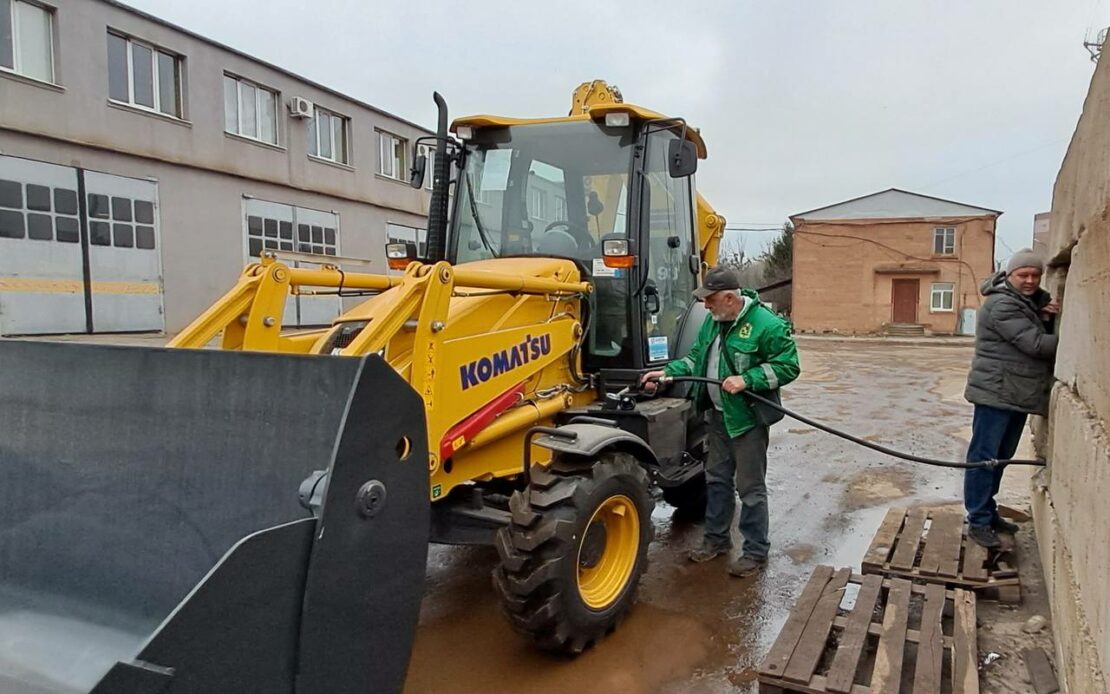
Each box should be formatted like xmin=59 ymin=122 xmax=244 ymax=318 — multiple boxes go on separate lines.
xmin=493 ymin=452 xmax=653 ymax=654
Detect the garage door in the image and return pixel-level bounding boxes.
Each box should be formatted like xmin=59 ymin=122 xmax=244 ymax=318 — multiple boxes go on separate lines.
xmin=0 ymin=155 xmax=165 ymax=336
xmin=85 ymin=171 xmax=165 ymax=332
xmin=0 ymin=156 xmax=86 ymax=335
xmin=243 ymin=198 xmax=340 ymax=327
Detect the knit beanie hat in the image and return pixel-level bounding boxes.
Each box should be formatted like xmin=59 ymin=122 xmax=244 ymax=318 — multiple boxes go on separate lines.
xmin=1006 ymin=248 xmax=1044 ymax=274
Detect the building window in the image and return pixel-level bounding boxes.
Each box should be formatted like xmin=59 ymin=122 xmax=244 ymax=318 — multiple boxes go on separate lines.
xmin=223 ymin=74 xmax=278 ymax=145
xmin=107 ymin=31 xmax=183 ymax=118
xmin=246 ymin=214 xmax=338 ymax=258
xmin=553 ymin=195 xmax=567 ymax=220
xmin=529 ymin=188 xmax=547 ymax=219
xmin=930 ymin=282 xmax=954 ymax=311
xmin=378 ymin=131 xmax=407 ymax=180
xmin=0 ymin=177 xmax=80 ymax=243
xmin=308 ymin=107 xmax=349 ymax=164
xmin=933 ymin=226 xmax=955 ymax=255
xmin=416 ymin=143 xmax=434 ymax=190
xmin=1 ymin=0 xmax=54 ymax=83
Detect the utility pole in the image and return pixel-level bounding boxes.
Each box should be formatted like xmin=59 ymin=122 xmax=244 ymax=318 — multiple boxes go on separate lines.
xmin=1085 ymin=27 xmax=1106 ymax=63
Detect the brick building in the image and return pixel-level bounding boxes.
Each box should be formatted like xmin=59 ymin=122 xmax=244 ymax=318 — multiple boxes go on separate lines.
xmin=790 ymin=189 xmax=999 ymax=335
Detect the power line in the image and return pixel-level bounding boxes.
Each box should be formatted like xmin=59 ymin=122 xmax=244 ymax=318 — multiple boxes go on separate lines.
xmin=917 ymin=138 xmax=1069 ymax=189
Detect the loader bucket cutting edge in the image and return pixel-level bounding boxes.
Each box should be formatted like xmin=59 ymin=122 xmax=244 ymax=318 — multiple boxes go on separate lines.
xmin=0 ymin=340 xmax=429 ymax=694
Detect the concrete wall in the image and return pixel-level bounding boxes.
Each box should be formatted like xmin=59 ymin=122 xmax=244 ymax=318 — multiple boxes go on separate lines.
xmin=791 ymin=216 xmax=996 ymax=334
xmin=1032 ymin=50 xmax=1110 ymax=694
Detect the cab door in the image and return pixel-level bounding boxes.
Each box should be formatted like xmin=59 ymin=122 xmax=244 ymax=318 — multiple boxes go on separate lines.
xmin=635 ymin=129 xmax=699 ymax=369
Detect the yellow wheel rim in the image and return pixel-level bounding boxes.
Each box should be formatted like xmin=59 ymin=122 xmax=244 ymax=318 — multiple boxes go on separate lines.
xmin=576 ymin=494 xmax=640 ymax=610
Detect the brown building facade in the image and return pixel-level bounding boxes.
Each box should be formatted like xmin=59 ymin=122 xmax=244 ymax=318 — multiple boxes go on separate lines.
xmin=790 ymin=189 xmax=999 ymax=335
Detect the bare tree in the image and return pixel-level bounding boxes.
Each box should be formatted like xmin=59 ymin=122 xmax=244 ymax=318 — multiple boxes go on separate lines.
xmin=717 ymin=231 xmax=768 ymax=290
xmin=718 ymin=232 xmax=748 ymax=270
xmin=758 ymin=222 xmax=793 ymax=314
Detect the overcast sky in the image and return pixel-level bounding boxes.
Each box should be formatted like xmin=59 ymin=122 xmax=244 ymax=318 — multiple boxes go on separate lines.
xmin=126 ymin=0 xmax=1109 ymax=261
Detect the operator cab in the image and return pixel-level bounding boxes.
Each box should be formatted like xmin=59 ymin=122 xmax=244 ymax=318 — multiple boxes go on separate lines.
xmin=439 ymin=113 xmax=703 ymax=376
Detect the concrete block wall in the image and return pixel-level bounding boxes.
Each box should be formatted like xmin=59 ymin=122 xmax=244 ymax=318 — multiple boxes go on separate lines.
xmin=1032 ymin=48 xmax=1110 ymax=694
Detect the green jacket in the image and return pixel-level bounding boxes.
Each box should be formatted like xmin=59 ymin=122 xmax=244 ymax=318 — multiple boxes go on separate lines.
xmin=664 ymin=289 xmax=800 ymax=437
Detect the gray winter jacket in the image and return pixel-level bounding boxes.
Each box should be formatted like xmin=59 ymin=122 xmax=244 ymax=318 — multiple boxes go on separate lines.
xmin=964 ymin=271 xmax=1058 ymax=415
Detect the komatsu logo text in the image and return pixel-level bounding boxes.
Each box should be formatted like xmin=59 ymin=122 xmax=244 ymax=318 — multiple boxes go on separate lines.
xmin=460 ymin=334 xmax=552 ymax=390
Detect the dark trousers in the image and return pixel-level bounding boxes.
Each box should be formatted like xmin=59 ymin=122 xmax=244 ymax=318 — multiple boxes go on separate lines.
xmin=964 ymin=404 xmax=1028 ymax=528
xmin=704 ymin=410 xmax=770 ymax=558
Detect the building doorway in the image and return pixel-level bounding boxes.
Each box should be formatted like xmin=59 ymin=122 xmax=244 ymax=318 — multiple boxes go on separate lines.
xmin=891 ymin=279 xmax=919 ymax=323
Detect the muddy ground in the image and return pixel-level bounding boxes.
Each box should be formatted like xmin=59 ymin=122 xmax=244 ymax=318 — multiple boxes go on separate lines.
xmin=403 ymin=337 xmax=1056 ymax=693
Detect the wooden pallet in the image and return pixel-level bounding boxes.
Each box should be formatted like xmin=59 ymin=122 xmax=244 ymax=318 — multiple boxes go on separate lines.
xmin=861 ymin=507 xmax=1021 ymax=603
xmin=758 ymin=566 xmax=979 ymax=693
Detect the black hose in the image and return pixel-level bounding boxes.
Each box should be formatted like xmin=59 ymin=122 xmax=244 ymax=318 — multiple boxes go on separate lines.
xmin=652 ymin=375 xmax=1046 ymax=470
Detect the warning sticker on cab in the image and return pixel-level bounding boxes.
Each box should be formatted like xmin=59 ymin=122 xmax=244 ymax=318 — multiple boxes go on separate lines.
xmin=592 ymin=258 xmax=624 ymax=278
xmin=648 ymin=336 xmax=669 ymax=362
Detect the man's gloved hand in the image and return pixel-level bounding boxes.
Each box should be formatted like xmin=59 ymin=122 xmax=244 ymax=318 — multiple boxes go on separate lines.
xmin=640 ymin=370 xmax=666 ymax=393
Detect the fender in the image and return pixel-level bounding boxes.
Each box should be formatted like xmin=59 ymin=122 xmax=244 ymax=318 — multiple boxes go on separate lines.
xmin=526 ymin=421 xmax=658 ymax=471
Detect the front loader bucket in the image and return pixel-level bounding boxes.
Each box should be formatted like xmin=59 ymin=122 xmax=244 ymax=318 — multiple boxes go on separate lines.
xmin=0 ymin=341 xmax=429 ymax=694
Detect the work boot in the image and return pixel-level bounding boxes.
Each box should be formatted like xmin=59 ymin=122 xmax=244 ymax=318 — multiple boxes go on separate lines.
xmin=968 ymin=524 xmax=1002 ymax=549
xmin=728 ymin=555 xmax=768 ymax=578
xmin=687 ymin=540 xmax=731 ymax=563
xmin=991 ymin=516 xmax=1020 ymax=534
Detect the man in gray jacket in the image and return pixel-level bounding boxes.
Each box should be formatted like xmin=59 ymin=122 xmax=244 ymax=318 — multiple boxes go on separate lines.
xmin=963 ymin=249 xmax=1059 ymax=548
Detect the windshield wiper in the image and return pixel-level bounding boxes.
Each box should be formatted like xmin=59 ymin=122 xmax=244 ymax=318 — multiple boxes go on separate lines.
xmin=464 ymin=169 xmax=499 ymax=257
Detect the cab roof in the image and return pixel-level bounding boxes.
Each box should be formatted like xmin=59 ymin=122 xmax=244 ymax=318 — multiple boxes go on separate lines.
xmin=451 ymin=102 xmax=708 ymax=159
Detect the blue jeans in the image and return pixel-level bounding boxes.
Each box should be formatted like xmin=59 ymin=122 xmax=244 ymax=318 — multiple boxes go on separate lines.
xmin=704 ymin=410 xmax=770 ymax=558
xmin=964 ymin=404 xmax=1028 ymax=528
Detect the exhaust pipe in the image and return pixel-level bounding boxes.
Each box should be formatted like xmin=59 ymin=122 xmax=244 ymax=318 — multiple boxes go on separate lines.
xmin=425 ymin=92 xmax=451 ymax=263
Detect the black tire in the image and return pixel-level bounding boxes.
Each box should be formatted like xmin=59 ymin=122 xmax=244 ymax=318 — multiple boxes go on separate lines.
xmin=661 ymin=471 xmax=707 ymax=521
xmin=492 ymin=452 xmax=654 ymax=654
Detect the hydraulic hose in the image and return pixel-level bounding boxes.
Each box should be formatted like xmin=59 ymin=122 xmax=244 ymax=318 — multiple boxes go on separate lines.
xmin=650 ymin=375 xmax=1046 ymax=470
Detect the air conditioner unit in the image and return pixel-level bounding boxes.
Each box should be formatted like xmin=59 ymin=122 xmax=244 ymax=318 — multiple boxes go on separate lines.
xmin=288 ymin=96 xmax=314 ymax=119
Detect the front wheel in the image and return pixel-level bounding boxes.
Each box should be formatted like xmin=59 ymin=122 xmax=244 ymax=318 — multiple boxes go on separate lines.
xmin=492 ymin=452 xmax=654 ymax=654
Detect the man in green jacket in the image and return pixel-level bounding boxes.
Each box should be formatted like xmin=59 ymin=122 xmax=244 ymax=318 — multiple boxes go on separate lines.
xmin=642 ymin=266 xmax=800 ymax=576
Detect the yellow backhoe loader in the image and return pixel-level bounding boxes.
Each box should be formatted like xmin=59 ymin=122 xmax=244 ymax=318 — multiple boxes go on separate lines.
xmin=0 ymin=81 xmax=725 ymax=692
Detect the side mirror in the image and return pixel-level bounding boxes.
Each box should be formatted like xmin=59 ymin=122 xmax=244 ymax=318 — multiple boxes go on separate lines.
xmin=667 ymin=139 xmax=698 ymax=178
xmin=409 ymin=154 xmax=427 ymax=189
